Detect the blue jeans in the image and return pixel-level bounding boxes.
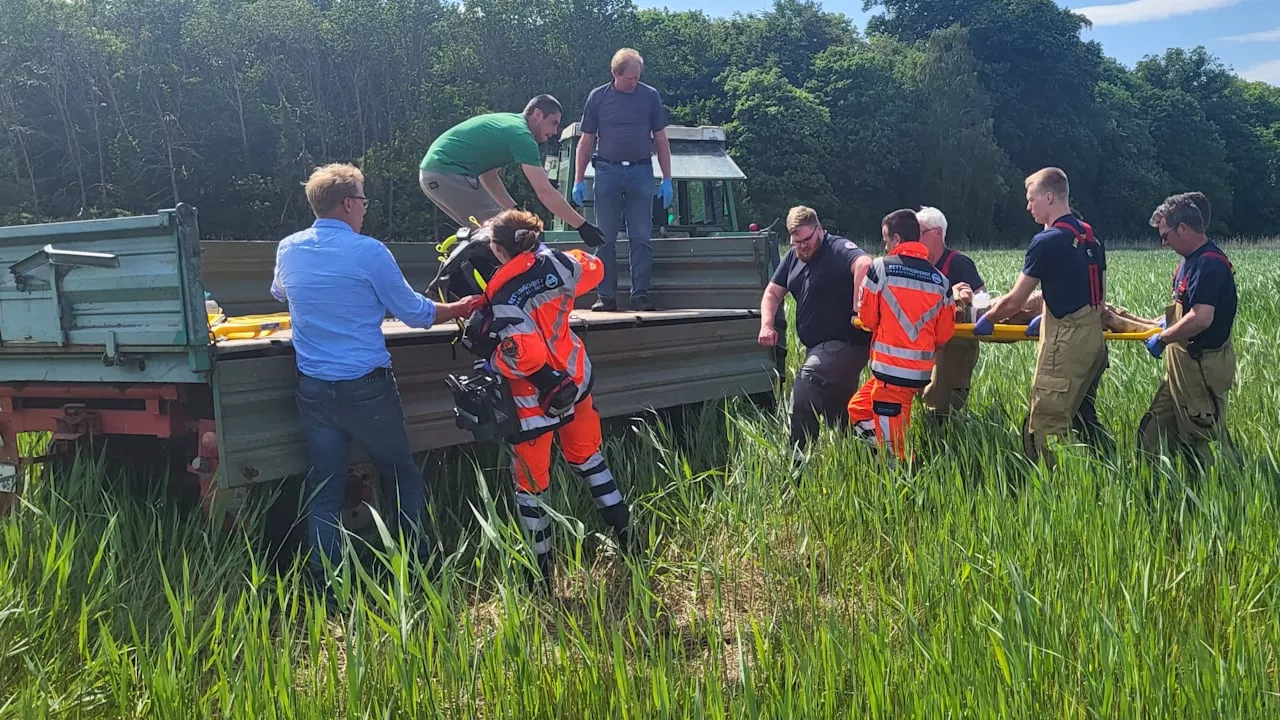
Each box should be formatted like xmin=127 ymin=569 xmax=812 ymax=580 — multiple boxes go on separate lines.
xmin=295 ymin=368 xmax=430 ymax=585
xmin=593 ymin=162 xmax=655 ymax=300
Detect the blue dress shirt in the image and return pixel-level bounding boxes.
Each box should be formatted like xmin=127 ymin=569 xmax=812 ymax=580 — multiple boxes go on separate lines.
xmin=271 ymin=218 xmax=437 ymax=381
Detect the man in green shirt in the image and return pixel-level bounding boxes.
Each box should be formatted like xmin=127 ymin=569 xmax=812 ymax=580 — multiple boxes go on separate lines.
xmin=419 ymin=94 xmax=604 ymax=246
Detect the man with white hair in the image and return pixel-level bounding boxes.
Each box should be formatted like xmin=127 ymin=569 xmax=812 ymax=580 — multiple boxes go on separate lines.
xmin=915 ymin=206 xmax=986 ymax=420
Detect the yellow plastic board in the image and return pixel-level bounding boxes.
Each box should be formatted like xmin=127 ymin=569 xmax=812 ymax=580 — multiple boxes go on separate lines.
xmin=853 ymin=318 xmax=1159 ymax=342
xmin=209 ymin=312 xmax=292 ymax=341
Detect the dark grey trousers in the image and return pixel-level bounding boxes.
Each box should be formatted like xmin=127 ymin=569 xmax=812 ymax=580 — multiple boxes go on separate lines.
xmin=789 ymin=339 xmax=870 ymax=452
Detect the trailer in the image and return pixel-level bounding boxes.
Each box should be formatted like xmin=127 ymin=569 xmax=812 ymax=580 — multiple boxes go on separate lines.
xmin=0 ymin=203 xmax=782 ymax=515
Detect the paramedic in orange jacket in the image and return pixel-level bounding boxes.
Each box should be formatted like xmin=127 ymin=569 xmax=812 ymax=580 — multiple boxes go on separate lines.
xmin=477 ymin=209 xmax=632 ymax=591
xmin=848 ymin=209 xmax=956 ymax=460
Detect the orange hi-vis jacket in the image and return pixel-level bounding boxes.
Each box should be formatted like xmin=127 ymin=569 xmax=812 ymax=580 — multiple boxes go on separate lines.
xmin=484 ymin=245 xmax=603 ymax=438
xmin=860 ymin=241 xmax=956 ymax=388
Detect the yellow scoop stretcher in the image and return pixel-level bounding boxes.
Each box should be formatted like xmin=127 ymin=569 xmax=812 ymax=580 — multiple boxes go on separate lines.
xmin=854 ymin=319 xmax=1159 ymax=342
xmin=208 ymin=312 xmax=292 ymax=341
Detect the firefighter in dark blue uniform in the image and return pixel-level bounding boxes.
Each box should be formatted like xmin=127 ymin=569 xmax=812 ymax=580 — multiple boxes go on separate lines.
xmin=1139 ymin=193 xmax=1237 ymax=465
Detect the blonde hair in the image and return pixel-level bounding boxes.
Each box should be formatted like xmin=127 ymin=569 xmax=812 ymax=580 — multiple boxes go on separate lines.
xmin=1025 ymin=167 xmax=1069 ymax=202
xmin=489 ymin=209 xmax=545 ymax=257
xmin=305 ymin=163 xmax=364 ymax=216
xmin=786 ymin=205 xmax=819 ymax=233
xmin=611 ymin=48 xmax=644 ymax=75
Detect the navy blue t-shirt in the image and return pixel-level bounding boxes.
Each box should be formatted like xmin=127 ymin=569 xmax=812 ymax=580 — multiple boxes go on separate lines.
xmin=581 ymin=82 xmax=668 ymax=163
xmin=1022 ymin=214 xmax=1107 ymax=319
xmin=770 ymin=232 xmax=870 ymax=349
xmin=1173 ymin=241 xmax=1237 ymax=353
xmin=936 ymin=247 xmax=984 ymax=294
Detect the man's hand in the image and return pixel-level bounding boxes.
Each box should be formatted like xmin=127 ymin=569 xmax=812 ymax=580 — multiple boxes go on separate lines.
xmin=573 ymin=181 xmax=588 ymax=206
xmin=951 ymin=281 xmax=974 ymax=306
xmin=576 ymin=220 xmax=605 ymax=248
xmin=758 ymin=325 xmax=778 ymax=347
xmin=435 ymin=294 xmax=485 ymax=324
xmin=1146 ymin=334 xmax=1166 ymax=359
xmin=659 ymin=178 xmax=673 ymax=209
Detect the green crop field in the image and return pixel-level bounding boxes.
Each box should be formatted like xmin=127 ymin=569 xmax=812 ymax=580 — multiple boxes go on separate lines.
xmin=2 ymin=248 xmax=1278 ymax=717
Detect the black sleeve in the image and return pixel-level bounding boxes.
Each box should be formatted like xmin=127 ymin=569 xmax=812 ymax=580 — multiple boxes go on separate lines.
xmin=1187 ymin=258 xmax=1228 ymax=308
xmin=770 ymin=251 xmax=794 ymax=288
xmin=954 ymin=254 xmax=985 ymax=290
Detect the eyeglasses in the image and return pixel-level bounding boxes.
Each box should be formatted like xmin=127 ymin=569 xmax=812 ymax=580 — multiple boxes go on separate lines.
xmin=347 ymin=195 xmax=369 ymax=208
xmin=1160 ymin=227 xmax=1176 ymax=243
xmin=789 ymin=227 xmax=819 ymax=246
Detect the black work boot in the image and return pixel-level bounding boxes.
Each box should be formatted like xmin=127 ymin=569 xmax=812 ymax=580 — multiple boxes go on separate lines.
xmin=527 ymin=552 xmax=554 ymax=594
xmin=632 ymin=294 xmax=656 ymax=311
xmin=591 ymin=296 xmax=617 ymax=312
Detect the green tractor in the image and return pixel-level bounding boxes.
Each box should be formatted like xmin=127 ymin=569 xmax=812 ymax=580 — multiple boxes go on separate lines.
xmin=543 ymin=123 xmax=768 ymax=240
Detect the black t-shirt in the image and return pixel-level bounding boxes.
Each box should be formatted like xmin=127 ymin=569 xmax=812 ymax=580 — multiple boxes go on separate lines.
xmin=1173 ymin=241 xmax=1237 ymax=353
xmin=936 ymin=247 xmax=984 ymax=294
xmin=1022 ymin=214 xmax=1107 ymax=319
xmin=770 ymin=232 xmax=870 ymax=348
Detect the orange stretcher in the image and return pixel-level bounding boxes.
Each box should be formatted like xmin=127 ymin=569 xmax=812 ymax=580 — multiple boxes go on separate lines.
xmin=853 ymin=318 xmax=1159 ymax=342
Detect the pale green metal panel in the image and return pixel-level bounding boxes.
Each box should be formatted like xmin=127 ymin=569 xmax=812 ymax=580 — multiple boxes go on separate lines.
xmin=0 ymin=204 xmax=211 ymax=382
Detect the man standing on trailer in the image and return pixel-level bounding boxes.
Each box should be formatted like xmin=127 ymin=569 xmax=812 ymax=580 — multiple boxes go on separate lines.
xmin=978 ymin=167 xmax=1109 ymax=466
xmin=915 ymin=206 xmax=987 ymax=421
xmin=419 ymin=95 xmax=605 ymax=247
xmin=759 ymin=206 xmax=873 ymax=463
xmin=571 ymin=48 xmax=674 ymax=312
xmin=273 ymin=163 xmax=483 ymax=597
xmin=1139 ymin=193 xmax=1237 ymax=466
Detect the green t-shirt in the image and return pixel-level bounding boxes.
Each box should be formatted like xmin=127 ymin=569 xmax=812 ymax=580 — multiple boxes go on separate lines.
xmin=419 ymin=112 xmax=543 ymax=176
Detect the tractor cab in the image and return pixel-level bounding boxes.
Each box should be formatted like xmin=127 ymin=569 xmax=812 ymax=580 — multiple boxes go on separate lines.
xmin=545 ymin=123 xmax=749 ymax=238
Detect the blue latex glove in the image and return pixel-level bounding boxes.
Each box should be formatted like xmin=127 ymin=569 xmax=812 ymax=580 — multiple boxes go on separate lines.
xmin=572 ymin=181 xmax=587 ymax=206
xmin=1146 ymin=334 xmax=1165 ymax=359
xmin=1025 ymin=314 xmax=1042 ymax=337
xmin=973 ymin=314 xmax=995 ymax=336
xmin=659 ymin=178 xmax=673 ymax=208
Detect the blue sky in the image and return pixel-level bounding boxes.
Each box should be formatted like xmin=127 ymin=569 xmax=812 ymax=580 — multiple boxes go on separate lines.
xmin=635 ymin=0 xmax=1280 ymax=85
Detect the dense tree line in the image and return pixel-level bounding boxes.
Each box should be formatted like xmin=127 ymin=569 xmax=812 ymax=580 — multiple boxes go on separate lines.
xmin=2 ymin=0 xmax=1279 ymax=245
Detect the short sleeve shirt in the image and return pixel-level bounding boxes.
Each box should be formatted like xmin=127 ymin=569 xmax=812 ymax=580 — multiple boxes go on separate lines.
xmin=420 ymin=112 xmax=543 ymax=176
xmin=1022 ymin=214 xmax=1107 ymax=319
xmin=770 ymin=232 xmax=870 ymax=348
xmin=581 ymin=82 xmax=669 ymax=163
xmin=1173 ymin=242 xmax=1237 ymax=352
xmin=935 ymin=248 xmax=984 ymax=295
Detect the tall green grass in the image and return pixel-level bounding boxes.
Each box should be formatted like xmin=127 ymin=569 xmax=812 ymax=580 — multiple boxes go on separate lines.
xmin=2 ymin=249 xmax=1278 ymax=717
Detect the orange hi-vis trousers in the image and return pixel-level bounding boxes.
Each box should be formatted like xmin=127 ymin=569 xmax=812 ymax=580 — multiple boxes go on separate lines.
xmin=847 ymin=377 xmax=918 ymax=460
xmin=509 ymin=395 xmax=628 ymax=558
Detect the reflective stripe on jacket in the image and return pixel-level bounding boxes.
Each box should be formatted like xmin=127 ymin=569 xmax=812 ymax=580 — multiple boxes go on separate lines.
xmin=485 ymin=247 xmax=603 ymax=435
xmin=859 ymin=241 xmax=955 ymax=388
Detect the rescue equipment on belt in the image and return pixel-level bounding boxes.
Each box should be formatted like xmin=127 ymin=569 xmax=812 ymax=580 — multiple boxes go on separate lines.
xmin=446 ymin=360 xmax=522 ymax=442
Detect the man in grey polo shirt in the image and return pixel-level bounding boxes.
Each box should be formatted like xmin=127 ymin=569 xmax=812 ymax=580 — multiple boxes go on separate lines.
xmin=572 ymin=48 xmax=673 ymax=312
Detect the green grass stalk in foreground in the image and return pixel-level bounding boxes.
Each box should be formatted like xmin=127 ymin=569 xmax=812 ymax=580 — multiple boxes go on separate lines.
xmin=1 ymin=249 xmax=1279 ymax=716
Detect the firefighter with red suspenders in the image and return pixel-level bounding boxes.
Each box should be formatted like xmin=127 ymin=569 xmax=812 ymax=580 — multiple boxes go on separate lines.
xmin=978 ymin=167 xmax=1109 ymax=466
xmin=1139 ymin=193 xmax=1237 ymax=466
xmin=915 ymin=206 xmax=987 ymax=420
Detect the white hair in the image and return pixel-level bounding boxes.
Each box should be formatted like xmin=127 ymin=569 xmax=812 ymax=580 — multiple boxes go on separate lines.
xmin=916 ymin=206 xmax=947 ymax=238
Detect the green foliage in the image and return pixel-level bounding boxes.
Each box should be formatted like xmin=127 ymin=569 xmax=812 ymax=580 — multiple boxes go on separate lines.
xmin=2 ymin=0 xmax=1280 ymax=245
xmin=3 ymin=249 xmax=1280 ymax=713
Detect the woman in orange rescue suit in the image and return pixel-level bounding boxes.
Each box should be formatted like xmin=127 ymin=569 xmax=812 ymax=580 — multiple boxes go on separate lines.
xmin=475 ymin=209 xmax=633 ymax=591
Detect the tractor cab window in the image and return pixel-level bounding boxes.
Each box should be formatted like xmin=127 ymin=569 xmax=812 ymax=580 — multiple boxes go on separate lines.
xmin=654 ymin=179 xmax=733 ymax=235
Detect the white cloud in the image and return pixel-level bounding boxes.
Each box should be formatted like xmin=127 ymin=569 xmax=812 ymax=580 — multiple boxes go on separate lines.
xmin=1240 ymin=59 xmax=1280 ymax=85
xmin=1075 ymin=0 xmax=1242 ymax=27
xmin=1221 ymin=27 xmax=1280 ymax=43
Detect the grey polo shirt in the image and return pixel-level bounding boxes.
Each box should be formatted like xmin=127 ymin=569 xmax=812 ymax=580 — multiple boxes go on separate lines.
xmin=580 ymin=82 xmax=669 ymax=163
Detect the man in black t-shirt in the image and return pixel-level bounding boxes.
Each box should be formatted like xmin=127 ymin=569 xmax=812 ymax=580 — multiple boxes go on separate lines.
xmin=915 ymin=206 xmax=987 ymax=419
xmin=1139 ymin=193 xmax=1237 ymax=465
xmin=759 ymin=206 xmax=872 ymax=458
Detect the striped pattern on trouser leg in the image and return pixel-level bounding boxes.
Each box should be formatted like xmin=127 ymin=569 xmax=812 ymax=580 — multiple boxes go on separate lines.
xmin=514 ymin=490 xmax=553 ymax=558
xmin=569 ymin=452 xmax=629 ymax=530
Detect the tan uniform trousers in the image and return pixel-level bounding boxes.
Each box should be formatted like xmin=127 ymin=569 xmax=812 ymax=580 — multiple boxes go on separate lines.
xmin=1138 ymin=307 xmax=1235 ymax=461
xmin=1023 ymin=304 xmax=1108 ymax=462
xmin=921 ymin=338 xmax=979 ymax=416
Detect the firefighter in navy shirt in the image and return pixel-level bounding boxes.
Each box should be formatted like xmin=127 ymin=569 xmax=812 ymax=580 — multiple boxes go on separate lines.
xmin=1139 ymin=194 xmax=1237 ymax=465
xmin=915 ymin=206 xmax=986 ymax=419
xmin=978 ymin=168 xmax=1109 ymax=465
xmin=759 ymin=206 xmax=872 ymax=460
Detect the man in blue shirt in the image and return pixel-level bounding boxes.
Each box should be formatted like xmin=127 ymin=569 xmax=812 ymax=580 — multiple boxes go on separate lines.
xmin=572 ymin=48 xmax=673 ymax=312
xmin=978 ymin=167 xmax=1109 ymax=466
xmin=272 ymin=163 xmax=482 ymax=593
xmin=1139 ymin=193 xmax=1237 ymax=466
